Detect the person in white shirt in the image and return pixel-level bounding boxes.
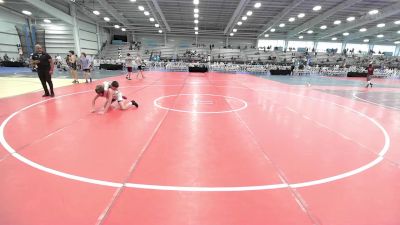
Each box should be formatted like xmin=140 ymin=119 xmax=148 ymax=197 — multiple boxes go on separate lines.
xmin=91 ymin=81 xmax=139 ymax=114
xmin=79 ymin=52 xmax=92 ymax=83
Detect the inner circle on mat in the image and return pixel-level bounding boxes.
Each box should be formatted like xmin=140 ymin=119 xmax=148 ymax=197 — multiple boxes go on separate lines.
xmin=154 ymin=94 xmax=248 ymax=114
xmin=0 ymin=86 xmax=391 ymax=191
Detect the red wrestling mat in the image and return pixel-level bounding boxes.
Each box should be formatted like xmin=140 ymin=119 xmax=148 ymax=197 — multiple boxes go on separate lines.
xmin=0 ymin=71 xmax=399 ymax=225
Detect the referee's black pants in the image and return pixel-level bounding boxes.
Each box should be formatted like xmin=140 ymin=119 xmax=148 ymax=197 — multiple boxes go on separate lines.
xmin=37 ymin=69 xmax=54 ymax=95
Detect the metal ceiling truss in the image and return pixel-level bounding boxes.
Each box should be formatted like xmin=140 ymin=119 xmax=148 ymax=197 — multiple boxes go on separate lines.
xmin=258 ymin=0 xmax=306 ymax=38
xmin=287 ymin=0 xmax=363 ymax=38
xmin=316 ymin=1 xmax=400 ymax=40
xmin=223 ymin=0 xmax=251 ymax=34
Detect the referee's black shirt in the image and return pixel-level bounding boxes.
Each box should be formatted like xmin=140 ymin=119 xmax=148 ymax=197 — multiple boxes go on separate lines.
xmin=32 ymin=52 xmax=52 ymax=71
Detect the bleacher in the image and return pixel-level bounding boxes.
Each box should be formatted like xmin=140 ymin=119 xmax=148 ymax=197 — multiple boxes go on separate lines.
xmin=95 ymin=43 xmax=400 ymax=78
xmin=98 ymin=43 xmax=139 ymax=59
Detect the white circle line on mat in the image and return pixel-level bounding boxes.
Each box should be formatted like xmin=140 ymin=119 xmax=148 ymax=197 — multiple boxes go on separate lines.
xmin=0 ymin=85 xmax=390 ymax=192
xmin=153 ymin=94 xmax=248 ymax=114
xmin=352 ymin=92 xmax=400 ymax=111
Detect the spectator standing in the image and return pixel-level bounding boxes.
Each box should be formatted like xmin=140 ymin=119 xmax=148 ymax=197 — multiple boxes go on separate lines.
xmin=366 ymin=64 xmax=374 ymax=88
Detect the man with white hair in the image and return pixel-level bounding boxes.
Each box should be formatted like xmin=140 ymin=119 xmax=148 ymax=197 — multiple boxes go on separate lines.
xmin=31 ymin=44 xmax=55 ymax=97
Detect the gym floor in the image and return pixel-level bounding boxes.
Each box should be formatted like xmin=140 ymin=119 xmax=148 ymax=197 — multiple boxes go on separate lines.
xmin=0 ymin=69 xmax=399 ymax=225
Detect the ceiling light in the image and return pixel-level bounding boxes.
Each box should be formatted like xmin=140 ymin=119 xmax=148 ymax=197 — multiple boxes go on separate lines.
xmin=93 ymin=10 xmax=100 ymax=15
xmin=298 ymin=13 xmax=305 ymax=18
xmin=138 ymin=5 xmax=144 ymax=11
xmin=395 ymin=20 xmax=400 ymax=25
xmin=194 ymin=19 xmax=199 ymax=24
xmin=158 ymin=30 xmax=162 ymax=33
xmin=332 ymin=37 xmax=337 ymax=41
xmin=0 ymin=0 xmax=4 ymax=3
xmin=377 ymin=34 xmax=384 ymax=38
xmin=104 ymin=17 xmax=110 ymax=22
xmin=398 ymin=30 xmax=400 ymax=34
xmin=289 ymin=17 xmax=295 ymax=22
xmin=264 ymin=34 xmax=269 ymax=37
xmin=22 ymin=10 xmax=32 ymax=15
xmin=313 ymin=5 xmax=321 ymax=11
xmin=270 ymin=28 xmax=275 ymax=32
xmin=195 ymin=31 xmax=198 ymax=35
xmin=299 ymin=35 xmax=303 ymax=39
xmin=237 ymin=21 xmax=242 ymax=25
xmin=242 ymin=16 xmax=247 ymax=21
xmin=279 ymin=23 xmax=285 ymax=27
xmin=155 ymin=24 xmax=160 ymax=27
xmin=346 ymin=17 xmax=355 ymax=22
xmin=334 ymin=20 xmax=341 ymax=25
xmin=343 ymin=32 xmax=349 ymax=36
xmin=254 ymin=2 xmax=261 ymax=8
xmin=320 ymin=25 xmax=327 ymax=29
xmin=144 ymin=11 xmax=150 ymax=16
xmin=233 ymin=28 xmax=237 ymax=32
xmin=194 ymin=14 xmax=199 ymax=18
xmin=247 ymin=11 xmax=253 ymax=16
xmin=363 ymin=39 xmax=369 ymax=42
xmin=369 ymin=9 xmax=379 ymax=15
xmin=193 ymin=0 xmax=199 ymax=5
xmin=43 ymin=19 xmax=51 ymax=23
xmin=114 ymin=25 xmax=120 ymax=29
xmin=194 ymin=27 xmax=198 ymax=30
xmin=394 ymin=41 xmax=400 ymax=44
xmin=121 ymin=28 xmax=126 ymax=31
xmin=307 ymin=30 xmax=313 ymax=34
xmin=130 ymin=0 xmax=136 ymax=2
xmin=359 ymin=28 xmax=367 ymax=32
xmin=194 ymin=8 xmax=199 ymax=13
xmin=377 ymin=23 xmax=385 ymax=28
xmin=149 ymin=17 xmax=155 ymax=22
xmin=230 ymin=33 xmax=234 ymax=36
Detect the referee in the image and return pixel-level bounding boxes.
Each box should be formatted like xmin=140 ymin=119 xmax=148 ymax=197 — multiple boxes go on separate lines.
xmin=31 ymin=44 xmax=55 ymax=97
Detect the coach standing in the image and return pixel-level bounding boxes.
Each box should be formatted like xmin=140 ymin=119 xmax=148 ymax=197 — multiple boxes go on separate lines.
xmin=31 ymin=44 xmax=55 ymax=97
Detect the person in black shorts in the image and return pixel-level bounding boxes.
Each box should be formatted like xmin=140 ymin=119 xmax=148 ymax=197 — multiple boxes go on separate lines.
xmin=31 ymin=44 xmax=55 ymax=97
xmin=125 ymin=53 xmax=133 ymax=80
xmin=135 ymin=55 xmax=145 ymax=79
xmin=79 ymin=52 xmax=92 ymax=83
xmin=68 ymin=50 xmax=79 ymax=83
